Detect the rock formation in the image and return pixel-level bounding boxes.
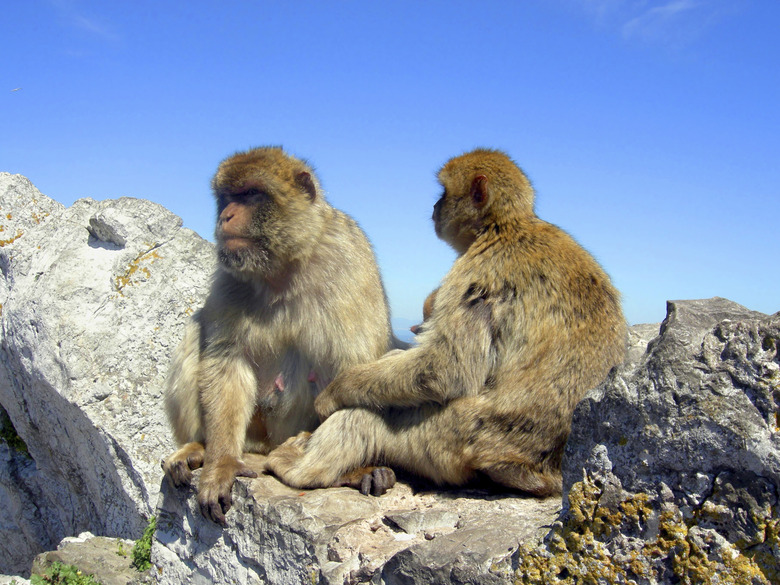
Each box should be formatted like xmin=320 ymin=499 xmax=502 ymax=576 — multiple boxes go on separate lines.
xmin=0 ymin=172 xmax=212 ymax=576
xmin=0 ymin=172 xmax=777 ymax=584
xmin=512 ymin=297 xmax=780 ymax=583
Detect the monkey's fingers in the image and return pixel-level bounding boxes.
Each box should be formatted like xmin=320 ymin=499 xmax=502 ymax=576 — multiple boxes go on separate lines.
xmin=198 ymin=491 xmax=229 ymax=526
xmin=197 ymin=455 xmax=256 ymax=525
xmin=161 ymin=442 xmax=206 ymax=488
xmin=187 ymin=451 xmax=204 ymax=471
xmin=161 ymin=458 xmax=193 ymax=488
xmin=313 ymin=392 xmax=340 ymax=421
xmin=360 ymin=467 xmax=396 ymax=496
xmin=335 ymin=466 xmax=396 ymax=496
xmin=235 ymin=465 xmax=258 ymax=479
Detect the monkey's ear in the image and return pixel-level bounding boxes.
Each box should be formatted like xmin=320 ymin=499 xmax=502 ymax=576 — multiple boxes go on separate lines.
xmin=470 ymin=175 xmax=489 ymax=208
xmin=295 ymin=171 xmax=317 ymax=201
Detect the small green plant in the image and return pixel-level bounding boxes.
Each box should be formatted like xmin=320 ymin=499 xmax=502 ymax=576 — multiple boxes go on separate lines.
xmin=116 ymin=540 xmax=127 ymax=558
xmin=30 ymin=561 xmax=102 ymax=585
xmin=0 ymin=407 xmax=29 ymax=456
xmin=131 ymin=515 xmax=157 ymax=571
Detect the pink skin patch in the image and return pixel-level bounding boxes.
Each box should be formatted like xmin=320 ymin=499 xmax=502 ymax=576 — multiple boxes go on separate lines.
xmin=273 ymin=370 xmax=323 ymax=392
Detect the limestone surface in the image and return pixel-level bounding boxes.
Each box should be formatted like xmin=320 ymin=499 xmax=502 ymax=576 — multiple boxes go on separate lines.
xmin=0 ymin=172 xmax=213 ymax=575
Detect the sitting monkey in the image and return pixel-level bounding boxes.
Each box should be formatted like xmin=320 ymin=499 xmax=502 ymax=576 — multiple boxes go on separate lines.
xmin=266 ymin=148 xmax=626 ymax=497
xmin=162 ymin=147 xmax=395 ymax=523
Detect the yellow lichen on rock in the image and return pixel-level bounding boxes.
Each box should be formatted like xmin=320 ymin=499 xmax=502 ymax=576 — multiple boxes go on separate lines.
xmin=114 ymin=247 xmax=162 ymax=295
xmin=513 ymin=475 xmax=775 ymax=584
xmin=0 ymin=229 xmax=24 ymax=247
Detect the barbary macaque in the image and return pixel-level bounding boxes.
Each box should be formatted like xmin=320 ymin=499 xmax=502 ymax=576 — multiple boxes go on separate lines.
xmin=162 ymin=146 xmax=395 ymax=523
xmin=266 ymin=148 xmax=626 ymax=497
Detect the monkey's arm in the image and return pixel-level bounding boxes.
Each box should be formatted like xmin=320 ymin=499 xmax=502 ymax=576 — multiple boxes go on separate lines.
xmin=316 ymin=300 xmax=495 ymax=418
xmin=196 ymin=348 xmax=260 ymax=524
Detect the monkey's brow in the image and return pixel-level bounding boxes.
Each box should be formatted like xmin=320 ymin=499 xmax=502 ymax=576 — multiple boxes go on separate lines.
xmin=224 ymin=179 xmax=270 ymax=196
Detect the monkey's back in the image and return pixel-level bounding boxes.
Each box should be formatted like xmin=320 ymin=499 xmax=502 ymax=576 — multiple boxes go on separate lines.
xmin=434 ymin=216 xmax=626 ymax=463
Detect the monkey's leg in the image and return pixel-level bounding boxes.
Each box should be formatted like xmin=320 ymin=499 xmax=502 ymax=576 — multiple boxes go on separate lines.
xmin=197 ymin=356 xmax=260 ymax=525
xmin=162 ymin=321 xmax=207 ymax=488
xmin=265 ymin=406 xmax=472 ymax=494
xmin=468 ymin=406 xmax=564 ymax=497
xmin=265 ymin=424 xmax=397 ymax=495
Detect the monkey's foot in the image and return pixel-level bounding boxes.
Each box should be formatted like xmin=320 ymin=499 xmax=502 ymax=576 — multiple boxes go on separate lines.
xmin=484 ymin=464 xmax=562 ymax=498
xmin=197 ymin=455 xmax=258 ymax=526
xmin=264 ymin=432 xmax=312 ymax=484
xmin=334 ymin=466 xmax=396 ymax=496
xmin=161 ymin=442 xmax=205 ymax=488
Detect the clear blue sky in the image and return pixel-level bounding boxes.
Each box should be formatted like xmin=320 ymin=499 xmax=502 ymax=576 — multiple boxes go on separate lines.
xmin=3 ymin=1 xmax=778 ymax=326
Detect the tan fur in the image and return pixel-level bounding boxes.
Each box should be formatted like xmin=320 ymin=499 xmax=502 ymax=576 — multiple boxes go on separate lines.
xmin=162 ymin=146 xmax=394 ymax=523
xmin=266 ymin=148 xmax=627 ymax=497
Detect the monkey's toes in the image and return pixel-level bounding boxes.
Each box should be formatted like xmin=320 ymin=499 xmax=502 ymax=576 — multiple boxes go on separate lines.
xmin=360 ymin=467 xmax=396 ymax=496
xmin=187 ymin=451 xmax=204 ymax=471
xmin=197 ymin=490 xmax=230 ymax=526
xmin=264 ymin=445 xmax=305 ymax=478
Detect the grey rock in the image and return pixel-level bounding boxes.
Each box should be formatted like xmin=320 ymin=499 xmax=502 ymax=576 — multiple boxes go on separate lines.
xmin=0 ymin=576 xmax=30 ymax=585
xmin=522 ymin=297 xmax=780 ymax=583
xmin=0 ymin=173 xmax=213 ymax=575
xmin=30 ymin=532 xmax=139 ymax=585
xmin=152 ymin=454 xmax=560 ymax=585
xmin=625 ymin=321 xmax=660 ymax=366
xmin=563 ymin=297 xmax=779 ymax=500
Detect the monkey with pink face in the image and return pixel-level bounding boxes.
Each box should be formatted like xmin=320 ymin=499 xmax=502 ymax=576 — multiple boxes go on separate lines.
xmin=162 ymin=146 xmax=397 ymax=524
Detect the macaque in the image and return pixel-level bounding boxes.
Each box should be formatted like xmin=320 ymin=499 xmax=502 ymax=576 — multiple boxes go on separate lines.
xmin=266 ymin=148 xmax=626 ymax=497
xmin=162 ymin=146 xmax=394 ymax=523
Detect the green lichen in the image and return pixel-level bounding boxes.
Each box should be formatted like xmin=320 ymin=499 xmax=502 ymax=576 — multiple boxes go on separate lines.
xmin=513 ymin=475 xmax=777 ymax=585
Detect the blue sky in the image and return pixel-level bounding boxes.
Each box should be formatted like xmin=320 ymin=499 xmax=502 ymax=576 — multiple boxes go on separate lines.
xmin=3 ymin=0 xmax=778 ymax=327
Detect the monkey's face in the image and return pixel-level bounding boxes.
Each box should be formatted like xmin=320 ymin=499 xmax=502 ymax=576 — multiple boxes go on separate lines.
xmin=214 ymin=187 xmax=275 ymax=275
xmin=432 ymin=179 xmax=485 ymax=255
xmin=211 ymin=148 xmax=323 ymax=280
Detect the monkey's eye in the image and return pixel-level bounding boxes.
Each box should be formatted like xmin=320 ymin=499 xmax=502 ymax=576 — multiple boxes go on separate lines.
xmin=237 ymin=188 xmax=269 ymax=204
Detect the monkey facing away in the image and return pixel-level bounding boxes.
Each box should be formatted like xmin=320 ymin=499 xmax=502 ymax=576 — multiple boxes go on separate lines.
xmin=162 ymin=146 xmax=395 ymax=524
xmin=266 ymin=148 xmax=627 ymax=497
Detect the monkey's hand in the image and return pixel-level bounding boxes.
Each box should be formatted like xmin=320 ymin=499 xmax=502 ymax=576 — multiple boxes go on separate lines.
xmin=161 ymin=442 xmax=205 ymax=488
xmin=315 ymin=364 xmax=376 ymax=419
xmin=314 ymin=365 xmax=365 ymax=421
xmin=197 ymin=455 xmax=258 ymax=525
xmin=313 ymin=389 xmax=342 ymax=421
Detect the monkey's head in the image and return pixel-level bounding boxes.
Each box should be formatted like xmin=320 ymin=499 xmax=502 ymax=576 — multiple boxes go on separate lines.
xmin=434 ymin=149 xmax=534 ymax=253
xmin=211 ymin=146 xmax=326 ymax=280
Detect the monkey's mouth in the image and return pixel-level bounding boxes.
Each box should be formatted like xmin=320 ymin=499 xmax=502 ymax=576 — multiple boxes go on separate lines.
xmin=221 ymin=235 xmax=253 ymax=250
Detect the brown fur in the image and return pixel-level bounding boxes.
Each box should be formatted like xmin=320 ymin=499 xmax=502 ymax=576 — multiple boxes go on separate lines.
xmin=162 ymin=146 xmax=394 ymax=523
xmin=266 ymin=148 xmax=626 ymax=497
